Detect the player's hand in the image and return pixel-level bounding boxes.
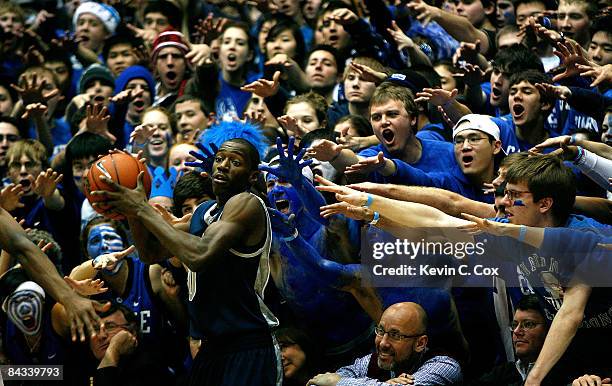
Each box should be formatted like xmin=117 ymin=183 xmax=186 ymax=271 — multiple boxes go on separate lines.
xmin=90 ymin=171 xmax=148 ymax=218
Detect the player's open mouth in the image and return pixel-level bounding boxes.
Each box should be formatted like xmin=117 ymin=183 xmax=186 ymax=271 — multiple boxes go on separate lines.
xmin=227 ymin=53 xmax=237 ymax=65
xmin=213 ymin=173 xmax=228 ymax=183
xmin=491 ymin=87 xmax=502 ymax=98
xmin=93 ymin=95 xmax=105 ymax=103
xmin=166 ymin=71 xmax=177 ymax=80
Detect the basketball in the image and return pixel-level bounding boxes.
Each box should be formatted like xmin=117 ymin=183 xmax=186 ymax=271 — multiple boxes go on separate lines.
xmin=85 ymin=152 xmax=152 ymax=220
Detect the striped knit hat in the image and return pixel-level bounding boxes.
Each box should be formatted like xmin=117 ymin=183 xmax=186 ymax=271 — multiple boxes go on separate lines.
xmin=151 ymin=30 xmax=192 ymax=69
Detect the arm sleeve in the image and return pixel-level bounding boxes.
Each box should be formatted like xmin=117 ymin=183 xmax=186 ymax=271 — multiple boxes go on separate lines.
xmin=567 ymin=87 xmax=612 ymax=124
xmin=387 ymin=159 xmax=459 ymax=191
xmin=411 ymin=356 xmax=463 ymax=385
xmin=336 ymin=355 xmax=394 ymax=386
xmin=574 ymin=148 xmax=612 ymax=192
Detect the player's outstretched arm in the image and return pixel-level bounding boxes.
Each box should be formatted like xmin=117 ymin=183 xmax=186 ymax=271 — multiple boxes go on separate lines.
xmin=0 ymin=208 xmax=105 ymax=342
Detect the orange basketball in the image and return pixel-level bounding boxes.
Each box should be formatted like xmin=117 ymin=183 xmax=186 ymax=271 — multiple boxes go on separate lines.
xmin=85 ymin=152 xmax=152 ymax=220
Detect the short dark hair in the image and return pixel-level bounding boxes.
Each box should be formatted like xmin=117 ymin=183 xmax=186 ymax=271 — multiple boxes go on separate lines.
xmin=516 ymin=294 xmax=546 ymax=318
xmin=508 ymin=70 xmax=554 ymax=112
xmin=172 ymin=95 xmax=211 ymax=116
xmin=307 ymin=44 xmax=345 ymax=74
xmin=505 ymin=154 xmax=576 ymax=225
xmin=102 ymin=33 xmax=143 ymax=61
xmin=144 ymin=0 xmax=182 ymax=29
xmin=172 ymin=171 xmax=213 ymax=217
xmin=591 ymin=13 xmax=612 ymax=36
xmin=65 ymin=132 xmax=113 ymax=168
xmin=266 ymin=18 xmax=306 ymax=67
xmin=492 ymin=44 xmax=544 ymax=74
xmin=370 ymin=82 xmax=418 ymax=117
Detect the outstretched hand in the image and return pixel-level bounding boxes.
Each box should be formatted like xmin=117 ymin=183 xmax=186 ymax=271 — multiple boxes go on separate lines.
xmin=259 ymin=137 xmax=312 ymax=185
xmin=92 ymin=245 xmax=136 ymax=271
xmin=344 ymin=151 xmax=389 ymax=175
xmin=64 ymin=277 xmax=108 ymax=296
xmin=185 ymin=142 xmax=218 ymax=175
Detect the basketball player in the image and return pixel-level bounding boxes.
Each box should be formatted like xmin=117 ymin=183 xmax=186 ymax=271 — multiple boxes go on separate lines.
xmin=91 ymin=141 xmax=281 ymax=385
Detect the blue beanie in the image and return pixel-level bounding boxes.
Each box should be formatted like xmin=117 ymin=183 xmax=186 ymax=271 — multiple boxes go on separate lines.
xmin=113 ymin=65 xmax=156 ymax=100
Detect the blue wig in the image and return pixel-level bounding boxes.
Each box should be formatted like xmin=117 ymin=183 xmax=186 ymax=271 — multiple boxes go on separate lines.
xmin=198 ymin=121 xmax=269 ymax=159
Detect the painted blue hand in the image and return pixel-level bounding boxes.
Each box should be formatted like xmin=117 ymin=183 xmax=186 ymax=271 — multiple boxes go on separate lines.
xmin=259 ymin=137 xmax=312 ymax=185
xmin=268 ymin=207 xmax=297 ymax=238
xmin=185 ymin=142 xmax=218 ymax=173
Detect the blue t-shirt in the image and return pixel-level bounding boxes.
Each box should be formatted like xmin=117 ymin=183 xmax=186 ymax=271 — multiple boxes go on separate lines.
xmin=215 ymin=72 xmax=261 ymax=121
xmin=546 ymin=99 xmax=600 ymax=137
xmin=416 ymin=123 xmax=451 ymax=142
xmin=358 ymin=139 xmax=455 ymax=173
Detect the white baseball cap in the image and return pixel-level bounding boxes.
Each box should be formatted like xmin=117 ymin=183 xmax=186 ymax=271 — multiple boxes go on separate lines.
xmin=453 ymin=114 xmax=501 ymax=141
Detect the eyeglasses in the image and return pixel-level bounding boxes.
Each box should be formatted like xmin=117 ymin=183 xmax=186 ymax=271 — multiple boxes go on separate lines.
xmin=503 ymin=189 xmax=531 ymax=201
xmin=453 ymin=136 xmax=488 ymax=146
xmin=510 ymin=320 xmax=545 ymax=331
xmin=8 ymin=161 xmax=41 ymax=171
xmin=93 ymin=321 xmax=132 ymax=334
xmin=374 ymin=326 xmax=424 ymax=342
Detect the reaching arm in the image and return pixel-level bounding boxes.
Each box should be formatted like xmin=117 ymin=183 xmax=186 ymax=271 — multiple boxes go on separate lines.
xmin=348 ymin=182 xmax=496 ymax=218
xmin=525 ymin=282 xmax=591 ymax=386
xmin=0 ymin=208 xmax=104 ymax=341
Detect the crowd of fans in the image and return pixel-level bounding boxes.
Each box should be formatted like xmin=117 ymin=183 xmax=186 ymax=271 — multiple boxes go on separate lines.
xmin=0 ymin=0 xmax=611 ymax=384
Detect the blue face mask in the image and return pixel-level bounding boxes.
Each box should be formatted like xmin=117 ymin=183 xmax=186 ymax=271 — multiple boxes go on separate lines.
xmin=87 ymin=225 xmax=125 ymax=259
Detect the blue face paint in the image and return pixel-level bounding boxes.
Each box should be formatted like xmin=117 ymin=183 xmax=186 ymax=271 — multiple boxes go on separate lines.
xmin=266 ymin=176 xmax=303 ymax=215
xmin=513 ymin=199 xmax=526 ymax=207
xmin=87 ymin=224 xmax=125 ymax=259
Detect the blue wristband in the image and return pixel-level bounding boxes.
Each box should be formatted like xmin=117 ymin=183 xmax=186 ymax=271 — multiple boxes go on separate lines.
xmin=280 ymin=229 xmax=299 ymax=242
xmin=573 ymin=146 xmax=584 ymax=163
xmin=518 ymin=225 xmax=527 ymax=243
xmin=369 ymin=211 xmax=380 ymax=226
xmin=363 ymin=194 xmax=373 ymax=208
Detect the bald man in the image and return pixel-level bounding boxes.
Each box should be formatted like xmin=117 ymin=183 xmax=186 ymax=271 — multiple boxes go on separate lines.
xmin=307 ymin=302 xmax=462 ymax=385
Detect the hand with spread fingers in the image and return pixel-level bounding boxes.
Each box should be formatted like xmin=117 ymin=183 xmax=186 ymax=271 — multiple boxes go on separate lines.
xmin=344 ymin=151 xmax=392 ymax=175
xmin=241 ymin=71 xmax=281 ymax=97
xmin=12 ymin=72 xmax=59 ymax=106
xmin=185 ymin=142 xmax=218 ymax=174
xmin=348 ymin=62 xmax=387 ymax=84
xmin=306 ymin=139 xmax=345 ymax=162
xmin=577 ymin=63 xmax=612 ymax=88
xmin=64 ymin=277 xmax=109 ymax=296
xmin=259 ymin=137 xmax=313 ymax=186
xmin=415 ymin=87 xmax=458 ymax=106
xmin=407 ymin=0 xmax=441 ymax=27
xmin=0 ymin=184 xmax=25 ymax=211
xmin=552 ymin=39 xmax=592 ymax=82
xmin=90 ymin=171 xmax=149 ymax=218
xmin=33 ymin=168 xmax=63 ymax=198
